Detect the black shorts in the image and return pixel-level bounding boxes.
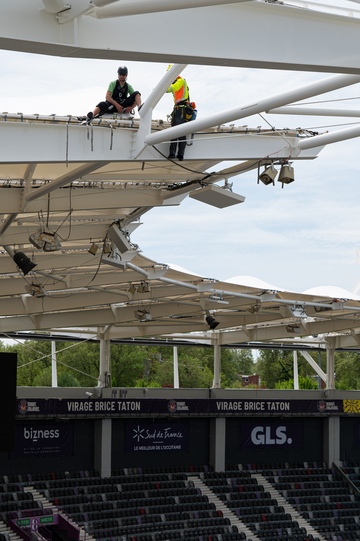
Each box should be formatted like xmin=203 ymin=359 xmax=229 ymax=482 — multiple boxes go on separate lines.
xmin=96 ymin=91 xmax=141 ymax=115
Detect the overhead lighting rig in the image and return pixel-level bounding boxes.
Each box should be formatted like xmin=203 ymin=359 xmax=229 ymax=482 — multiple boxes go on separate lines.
xmin=258 ymin=161 xmax=295 ymax=188
xmin=289 ymin=304 xmax=307 ymax=318
xmin=134 ymin=309 xmax=152 ymax=322
xmin=25 ymin=284 xmax=46 ymax=297
xmin=258 ymin=164 xmax=278 ymax=185
xmin=278 ymin=163 xmax=295 ymax=188
xmin=29 ymin=230 xmax=62 ymax=252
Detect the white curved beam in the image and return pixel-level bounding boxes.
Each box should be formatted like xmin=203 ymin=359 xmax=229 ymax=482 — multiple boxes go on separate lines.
xmin=298 ymin=124 xmax=360 ymax=150
xmin=93 ymin=0 xmax=252 ymax=18
xmin=2 ymin=2 xmax=360 ymax=73
xmin=268 ymin=106 xmax=360 ymax=117
xmin=145 ymin=73 xmax=360 ymax=146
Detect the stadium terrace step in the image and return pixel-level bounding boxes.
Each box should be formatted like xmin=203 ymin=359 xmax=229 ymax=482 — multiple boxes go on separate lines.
xmin=191 ymin=476 xmax=260 ymax=541
xmin=251 ymin=472 xmax=326 ymax=541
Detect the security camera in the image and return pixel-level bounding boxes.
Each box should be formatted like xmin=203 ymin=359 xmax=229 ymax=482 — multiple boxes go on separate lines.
xmin=85 ymin=392 xmax=93 ymax=398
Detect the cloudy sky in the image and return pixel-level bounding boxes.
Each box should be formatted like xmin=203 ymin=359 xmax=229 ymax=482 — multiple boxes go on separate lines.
xmin=1 ymin=0 xmax=360 ymax=295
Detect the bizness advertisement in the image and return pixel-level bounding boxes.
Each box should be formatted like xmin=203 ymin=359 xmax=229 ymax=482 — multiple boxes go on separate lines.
xmin=10 ymin=423 xmax=73 ymax=458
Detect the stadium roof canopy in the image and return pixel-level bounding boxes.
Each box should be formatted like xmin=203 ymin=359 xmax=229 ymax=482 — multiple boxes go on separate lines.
xmin=1 ymin=0 xmax=360 ymax=356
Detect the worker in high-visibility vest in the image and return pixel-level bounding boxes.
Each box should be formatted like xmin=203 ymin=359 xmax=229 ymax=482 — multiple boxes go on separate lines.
xmin=166 ymin=68 xmax=194 ymax=161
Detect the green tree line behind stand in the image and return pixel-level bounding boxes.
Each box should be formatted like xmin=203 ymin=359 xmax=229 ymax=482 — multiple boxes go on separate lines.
xmin=1 ymin=339 xmax=359 ymax=389
xmin=1 ymin=340 xmax=254 ymax=388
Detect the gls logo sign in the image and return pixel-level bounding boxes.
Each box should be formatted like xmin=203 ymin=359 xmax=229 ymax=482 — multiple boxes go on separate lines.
xmin=241 ymin=422 xmax=303 ymax=450
xmin=251 ymin=425 xmax=292 ymax=446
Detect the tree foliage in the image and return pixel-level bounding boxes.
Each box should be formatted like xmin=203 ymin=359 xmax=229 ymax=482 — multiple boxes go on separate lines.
xmin=275 ymin=376 xmax=318 ymax=390
xmin=3 ymin=339 xmax=255 ymax=389
xmin=256 ymin=349 xmax=318 ymax=389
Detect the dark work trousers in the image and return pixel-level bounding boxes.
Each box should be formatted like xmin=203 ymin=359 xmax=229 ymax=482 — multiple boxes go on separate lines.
xmin=169 ymin=106 xmax=187 ymax=159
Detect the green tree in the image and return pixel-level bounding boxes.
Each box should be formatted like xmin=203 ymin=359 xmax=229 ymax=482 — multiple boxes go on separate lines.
xmin=335 ymin=352 xmax=360 ymax=390
xmin=57 ymin=341 xmax=100 ymax=386
xmin=275 ymin=376 xmax=318 ymax=389
xmin=257 ymin=349 xmax=317 ymax=389
xmin=58 ymin=372 xmax=81 ymax=387
xmin=13 ymin=340 xmax=52 ymax=386
xmin=111 ymin=344 xmax=147 ymax=387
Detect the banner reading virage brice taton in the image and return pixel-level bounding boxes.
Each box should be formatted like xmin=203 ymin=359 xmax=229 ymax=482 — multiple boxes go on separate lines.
xmin=15 ymin=398 xmax=360 ymax=417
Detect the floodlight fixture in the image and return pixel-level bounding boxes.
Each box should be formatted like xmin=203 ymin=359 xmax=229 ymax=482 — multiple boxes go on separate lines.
xmin=249 ymin=304 xmax=261 ymax=314
xmin=108 ymin=224 xmax=132 ymax=253
xmin=88 ymin=242 xmax=99 ymax=256
xmin=103 ymin=242 xmax=112 ymax=255
xmin=29 ymin=229 xmax=62 ymax=252
xmin=278 ymin=163 xmax=295 ymax=188
xmin=289 ymin=304 xmax=307 ymax=318
xmin=29 ymin=230 xmax=45 ymax=250
xmin=128 ymin=284 xmax=136 ymax=294
xmin=13 ymin=251 xmax=37 ymax=276
xmin=258 ymin=164 xmax=278 ymax=186
xmin=143 ymin=282 xmax=151 ymax=293
xmin=25 ymin=284 xmax=46 ymax=297
xmin=286 ymin=324 xmax=301 ymax=334
xmin=134 ymin=309 xmax=152 ymax=321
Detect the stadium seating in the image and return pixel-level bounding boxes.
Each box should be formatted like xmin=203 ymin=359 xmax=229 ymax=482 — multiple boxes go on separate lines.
xmin=2 ymin=463 xmax=360 ymax=541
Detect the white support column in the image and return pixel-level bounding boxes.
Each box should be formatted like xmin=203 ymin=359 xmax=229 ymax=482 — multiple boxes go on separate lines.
xmin=98 ymin=338 xmax=111 ymax=388
xmin=326 ymin=346 xmax=336 ymax=389
xmin=212 ymin=340 xmax=221 ymax=388
xmin=173 ymin=346 xmax=179 ymax=389
xmin=51 ymin=340 xmax=57 ymax=388
xmin=134 ymin=64 xmax=187 ymax=158
xmin=293 ymin=351 xmax=299 ymax=390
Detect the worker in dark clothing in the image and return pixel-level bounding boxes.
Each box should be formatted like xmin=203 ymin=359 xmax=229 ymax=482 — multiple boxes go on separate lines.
xmin=87 ymin=66 xmax=141 ymax=120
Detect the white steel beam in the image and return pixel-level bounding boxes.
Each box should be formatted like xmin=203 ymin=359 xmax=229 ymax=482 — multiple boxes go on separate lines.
xmin=268 ymin=106 xmax=360 ymax=117
xmin=92 ymin=0 xmax=253 ymax=19
xmin=145 ymin=74 xmax=360 ymax=146
xmin=2 ymin=2 xmax=360 ymax=73
xmin=299 ymin=350 xmax=327 ymax=383
xmin=24 ymin=162 xmax=107 ymax=203
xmin=0 ymin=121 xmax=322 ymax=164
xmin=298 ymin=124 xmax=360 ymax=151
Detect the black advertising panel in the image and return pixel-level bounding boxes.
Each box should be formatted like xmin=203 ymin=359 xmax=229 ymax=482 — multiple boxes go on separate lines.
xmin=16 ymin=397 xmax=345 ymax=417
xmin=0 ymin=353 xmax=17 ymax=451
xmin=239 ymin=421 xmax=303 ymax=450
xmin=10 ymin=423 xmax=74 ymax=459
xmin=126 ymin=422 xmax=188 ymax=453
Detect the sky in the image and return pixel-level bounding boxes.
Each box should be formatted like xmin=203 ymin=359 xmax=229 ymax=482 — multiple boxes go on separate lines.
xmin=1 ymin=0 xmax=360 ymax=296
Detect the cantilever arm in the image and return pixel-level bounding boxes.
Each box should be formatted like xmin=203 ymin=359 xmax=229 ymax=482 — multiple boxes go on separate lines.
xmin=93 ymin=0 xmax=253 ymax=18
